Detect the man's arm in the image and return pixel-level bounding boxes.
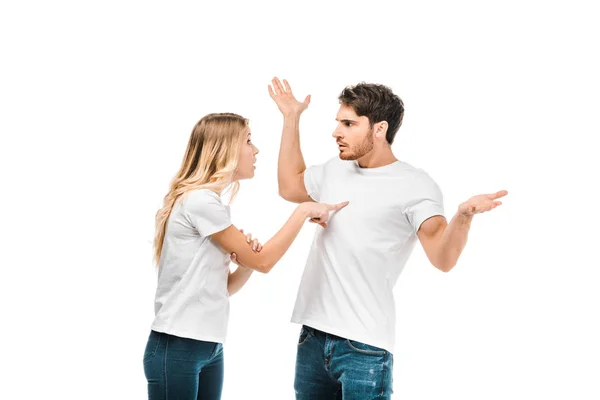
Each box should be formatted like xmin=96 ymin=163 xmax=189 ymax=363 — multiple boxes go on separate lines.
xmin=417 ymin=190 xmax=508 ymax=272
xmin=269 ymin=77 xmax=313 ymax=203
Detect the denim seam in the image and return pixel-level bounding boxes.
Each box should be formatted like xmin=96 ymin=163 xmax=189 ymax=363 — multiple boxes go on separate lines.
xmin=324 ymin=339 xmax=337 ymax=382
xmin=346 ymin=339 xmax=386 ymax=356
xmin=144 ymin=332 xmax=162 ymax=364
xmin=151 ymin=333 xmax=161 ymax=359
xmin=164 ymin=334 xmax=170 ymax=400
xmin=209 ymin=343 xmax=219 ymax=359
xmin=334 ymin=382 xmax=341 ymax=399
xmin=298 ymin=327 xmax=314 ymax=347
xmin=380 ymin=352 xmax=388 ymax=397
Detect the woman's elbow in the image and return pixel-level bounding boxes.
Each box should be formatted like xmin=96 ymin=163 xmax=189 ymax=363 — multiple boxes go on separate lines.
xmin=255 ymin=262 xmax=274 ymax=274
xmin=241 ymin=255 xmax=274 ymax=274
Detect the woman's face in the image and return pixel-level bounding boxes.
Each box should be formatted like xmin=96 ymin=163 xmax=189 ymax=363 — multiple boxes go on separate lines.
xmin=234 ymin=128 xmax=259 ymax=180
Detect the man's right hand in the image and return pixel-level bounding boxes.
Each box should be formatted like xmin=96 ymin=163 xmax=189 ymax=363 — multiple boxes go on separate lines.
xmin=268 ymin=77 xmax=311 ymax=116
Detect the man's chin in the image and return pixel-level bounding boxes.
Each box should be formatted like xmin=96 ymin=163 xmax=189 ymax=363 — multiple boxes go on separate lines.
xmin=338 ymin=151 xmax=356 ymax=161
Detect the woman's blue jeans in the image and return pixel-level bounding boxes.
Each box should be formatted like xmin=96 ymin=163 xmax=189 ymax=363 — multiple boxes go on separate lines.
xmin=143 ymin=330 xmax=224 ymax=400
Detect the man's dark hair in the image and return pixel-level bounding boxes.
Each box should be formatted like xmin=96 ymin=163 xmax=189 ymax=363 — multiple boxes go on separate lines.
xmin=338 ymin=83 xmax=404 ymax=144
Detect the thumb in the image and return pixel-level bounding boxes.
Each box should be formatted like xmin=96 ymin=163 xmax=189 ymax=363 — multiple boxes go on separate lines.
xmin=304 ymin=95 xmax=311 ymax=106
xmin=309 ymin=217 xmax=327 ymax=228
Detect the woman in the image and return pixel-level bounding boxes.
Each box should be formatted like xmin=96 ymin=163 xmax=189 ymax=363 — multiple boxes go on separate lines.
xmin=143 ymin=113 xmax=348 ymax=399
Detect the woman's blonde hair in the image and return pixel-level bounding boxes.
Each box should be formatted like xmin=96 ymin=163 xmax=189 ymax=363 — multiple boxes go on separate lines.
xmin=153 ymin=113 xmax=248 ymax=265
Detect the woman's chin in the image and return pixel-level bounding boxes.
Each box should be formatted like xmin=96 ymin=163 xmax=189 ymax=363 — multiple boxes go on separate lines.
xmin=237 ymin=169 xmax=255 ymax=181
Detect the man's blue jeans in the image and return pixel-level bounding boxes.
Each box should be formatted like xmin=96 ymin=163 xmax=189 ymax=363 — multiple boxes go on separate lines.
xmin=294 ymin=325 xmax=394 ymax=399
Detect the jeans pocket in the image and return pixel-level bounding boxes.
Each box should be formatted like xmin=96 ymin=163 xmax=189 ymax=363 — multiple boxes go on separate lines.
xmin=143 ymin=331 xmax=162 ymax=364
xmin=297 ymin=326 xmax=312 ymax=346
xmin=346 ymin=339 xmax=387 ymax=356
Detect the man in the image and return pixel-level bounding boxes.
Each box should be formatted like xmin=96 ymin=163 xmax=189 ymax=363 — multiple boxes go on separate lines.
xmin=269 ymin=77 xmax=507 ymax=399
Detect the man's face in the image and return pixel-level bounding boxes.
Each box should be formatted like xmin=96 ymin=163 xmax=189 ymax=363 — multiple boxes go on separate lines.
xmin=332 ymin=104 xmax=374 ymax=160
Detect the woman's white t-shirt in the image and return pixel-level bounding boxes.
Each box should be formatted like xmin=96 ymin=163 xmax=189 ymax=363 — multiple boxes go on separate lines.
xmin=151 ymin=189 xmax=233 ymax=343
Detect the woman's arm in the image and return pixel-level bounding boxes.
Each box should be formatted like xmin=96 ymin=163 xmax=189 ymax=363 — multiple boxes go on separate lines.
xmin=227 ymin=253 xmax=254 ymax=296
xmin=211 ymin=201 xmax=348 ymax=273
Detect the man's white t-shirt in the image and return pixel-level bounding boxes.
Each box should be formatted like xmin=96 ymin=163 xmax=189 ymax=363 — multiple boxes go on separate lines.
xmin=292 ymin=157 xmax=445 ymax=354
xmin=151 ymin=189 xmax=233 ymax=343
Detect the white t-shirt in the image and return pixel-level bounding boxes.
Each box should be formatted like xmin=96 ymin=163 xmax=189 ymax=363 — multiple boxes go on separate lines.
xmin=151 ymin=189 xmax=233 ymax=343
xmin=292 ymin=157 xmax=445 ymax=353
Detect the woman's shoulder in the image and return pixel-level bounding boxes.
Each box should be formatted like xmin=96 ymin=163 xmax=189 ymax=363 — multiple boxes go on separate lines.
xmin=182 ymin=189 xmax=224 ymax=212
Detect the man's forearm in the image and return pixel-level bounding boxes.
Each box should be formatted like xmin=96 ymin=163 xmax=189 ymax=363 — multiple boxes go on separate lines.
xmin=437 ymin=211 xmax=473 ymax=271
xmin=278 ymin=114 xmax=306 ymax=190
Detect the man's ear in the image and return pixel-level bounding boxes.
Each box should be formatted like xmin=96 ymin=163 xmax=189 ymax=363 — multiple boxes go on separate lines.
xmin=374 ymin=121 xmax=388 ymax=139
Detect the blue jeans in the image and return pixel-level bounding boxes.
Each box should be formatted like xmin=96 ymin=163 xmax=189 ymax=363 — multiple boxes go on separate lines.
xmin=143 ymin=330 xmax=224 ymax=400
xmin=294 ymin=325 xmax=394 ymax=399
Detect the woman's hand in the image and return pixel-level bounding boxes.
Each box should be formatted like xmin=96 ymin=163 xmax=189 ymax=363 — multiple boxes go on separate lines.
xmin=230 ymin=228 xmax=262 ymax=267
xmin=301 ymin=201 xmax=349 ymax=228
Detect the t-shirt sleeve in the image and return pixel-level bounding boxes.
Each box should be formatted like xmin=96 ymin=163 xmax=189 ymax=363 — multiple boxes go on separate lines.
xmin=184 ymin=190 xmax=232 ymax=236
xmin=404 ymin=173 xmax=445 ymax=234
xmin=303 ymin=163 xmax=327 ymax=202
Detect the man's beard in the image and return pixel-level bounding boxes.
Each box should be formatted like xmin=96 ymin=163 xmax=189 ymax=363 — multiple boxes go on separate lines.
xmin=339 ymin=128 xmax=374 ymax=160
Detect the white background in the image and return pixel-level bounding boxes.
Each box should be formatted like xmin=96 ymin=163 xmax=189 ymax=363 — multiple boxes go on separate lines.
xmin=1 ymin=1 xmax=599 ymax=399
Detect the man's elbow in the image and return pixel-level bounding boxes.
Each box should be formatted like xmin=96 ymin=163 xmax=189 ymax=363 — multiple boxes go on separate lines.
xmin=278 ymin=186 xmax=293 ymax=201
xmin=278 ymin=172 xmax=306 ymax=203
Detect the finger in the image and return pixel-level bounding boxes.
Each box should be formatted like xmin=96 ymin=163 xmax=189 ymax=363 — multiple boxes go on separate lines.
xmin=318 ymin=213 xmax=329 ymax=224
xmin=230 ymin=253 xmax=238 ymax=263
xmin=239 ymin=228 xmax=244 ymax=234
xmin=252 ymin=238 xmax=259 ymax=251
xmin=489 ymin=190 xmax=508 ymax=200
xmin=273 ymin=77 xmax=285 ymax=93
xmin=246 ymin=233 xmax=252 ymax=243
xmin=257 ymin=243 xmax=262 ymax=252
xmin=304 ymin=94 xmax=311 ymax=105
xmin=319 ymin=222 xmax=327 ymax=228
xmin=283 ymin=79 xmax=292 ymax=93
xmin=271 ymin=78 xmax=282 ymax=95
xmin=268 ymin=85 xmax=276 ymax=98
xmin=327 ymin=201 xmax=350 ymax=211
xmin=275 ymin=77 xmax=286 ymax=93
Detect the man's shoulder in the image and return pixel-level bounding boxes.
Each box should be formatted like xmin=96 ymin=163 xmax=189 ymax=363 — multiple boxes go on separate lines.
xmin=397 ymin=161 xmax=435 ymax=180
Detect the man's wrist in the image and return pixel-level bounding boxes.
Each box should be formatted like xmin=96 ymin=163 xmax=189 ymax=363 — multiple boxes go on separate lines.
xmin=457 ymin=207 xmax=474 ymax=223
xmin=282 ymin=112 xmax=302 ymax=120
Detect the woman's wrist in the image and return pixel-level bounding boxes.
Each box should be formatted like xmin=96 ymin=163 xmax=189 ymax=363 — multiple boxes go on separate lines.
xmin=296 ymin=203 xmax=311 ymax=219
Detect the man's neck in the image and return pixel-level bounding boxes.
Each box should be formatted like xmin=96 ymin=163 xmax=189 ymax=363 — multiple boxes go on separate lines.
xmin=356 ymin=147 xmax=398 ymax=168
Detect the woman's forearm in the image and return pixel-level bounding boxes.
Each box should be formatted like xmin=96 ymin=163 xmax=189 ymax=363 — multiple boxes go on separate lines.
xmin=227 ymin=265 xmax=254 ymax=296
xmin=211 ymin=203 xmax=311 ymax=273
